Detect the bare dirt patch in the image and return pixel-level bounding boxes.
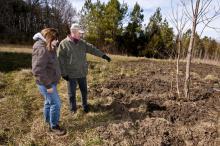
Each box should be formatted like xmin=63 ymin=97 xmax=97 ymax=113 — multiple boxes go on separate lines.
xmin=90 ymin=60 xmax=220 ymax=145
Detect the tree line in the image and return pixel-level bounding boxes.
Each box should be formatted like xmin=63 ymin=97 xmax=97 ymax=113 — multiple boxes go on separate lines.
xmin=0 ymin=0 xmax=219 ymax=60
xmin=80 ymin=0 xmax=220 ymax=60
xmin=0 ymin=0 xmax=75 ymax=44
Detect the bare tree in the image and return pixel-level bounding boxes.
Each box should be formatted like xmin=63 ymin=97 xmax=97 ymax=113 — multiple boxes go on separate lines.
xmin=181 ymin=0 xmax=220 ymax=99
xmin=169 ymin=1 xmax=189 ymax=98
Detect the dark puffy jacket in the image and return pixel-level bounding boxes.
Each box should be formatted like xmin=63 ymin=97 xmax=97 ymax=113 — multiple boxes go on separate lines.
xmin=32 ymin=38 xmax=61 ymax=89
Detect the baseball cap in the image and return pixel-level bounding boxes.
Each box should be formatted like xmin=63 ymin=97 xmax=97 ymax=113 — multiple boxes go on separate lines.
xmin=70 ymin=23 xmax=85 ymax=34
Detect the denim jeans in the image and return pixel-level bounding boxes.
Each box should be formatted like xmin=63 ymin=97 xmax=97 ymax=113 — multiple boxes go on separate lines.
xmin=67 ymin=77 xmax=88 ymax=111
xmin=37 ymin=83 xmax=61 ymax=128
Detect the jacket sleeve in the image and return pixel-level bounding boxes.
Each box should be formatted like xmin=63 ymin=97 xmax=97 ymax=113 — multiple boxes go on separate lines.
xmin=83 ymin=40 xmax=105 ymax=57
xmin=32 ymin=48 xmax=52 ymax=89
xmin=57 ymin=43 xmax=68 ymax=76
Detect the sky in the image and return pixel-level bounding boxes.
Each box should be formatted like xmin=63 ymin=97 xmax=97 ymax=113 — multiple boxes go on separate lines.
xmin=71 ymin=0 xmax=220 ymax=41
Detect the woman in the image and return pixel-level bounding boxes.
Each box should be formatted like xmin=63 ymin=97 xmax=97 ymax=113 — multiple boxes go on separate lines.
xmin=32 ymin=28 xmax=66 ymax=136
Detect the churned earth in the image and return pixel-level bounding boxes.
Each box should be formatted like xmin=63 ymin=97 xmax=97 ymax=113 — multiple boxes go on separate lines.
xmin=90 ymin=60 xmax=220 ymax=145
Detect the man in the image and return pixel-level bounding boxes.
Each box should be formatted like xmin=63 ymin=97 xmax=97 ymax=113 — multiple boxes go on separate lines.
xmin=57 ymin=23 xmax=111 ymax=113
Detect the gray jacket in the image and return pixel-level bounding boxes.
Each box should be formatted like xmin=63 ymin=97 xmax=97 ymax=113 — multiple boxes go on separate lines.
xmin=32 ymin=33 xmax=61 ymax=88
xmin=57 ymin=37 xmax=105 ymax=78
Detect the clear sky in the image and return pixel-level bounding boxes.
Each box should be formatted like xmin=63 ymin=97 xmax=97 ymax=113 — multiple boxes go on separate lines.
xmin=71 ymin=0 xmax=220 ymax=41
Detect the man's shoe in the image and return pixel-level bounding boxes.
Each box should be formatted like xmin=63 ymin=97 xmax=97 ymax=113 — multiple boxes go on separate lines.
xmin=83 ymin=105 xmax=89 ymax=113
xmin=70 ymin=109 xmax=77 ymax=114
xmin=51 ymin=125 xmax=66 ymax=136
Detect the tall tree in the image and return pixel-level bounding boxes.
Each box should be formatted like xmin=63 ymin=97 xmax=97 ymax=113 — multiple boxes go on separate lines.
xmin=80 ymin=0 xmax=106 ymax=48
xmin=123 ymin=2 xmax=144 ymax=56
xmin=80 ymin=0 xmax=127 ymax=53
xmin=144 ymin=8 xmax=174 ymax=58
xmin=104 ymin=0 xmax=127 ymax=53
xmin=160 ymin=19 xmax=174 ymax=56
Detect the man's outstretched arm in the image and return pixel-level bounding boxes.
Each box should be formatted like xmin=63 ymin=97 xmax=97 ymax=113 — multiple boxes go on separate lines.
xmin=83 ymin=40 xmax=111 ymax=62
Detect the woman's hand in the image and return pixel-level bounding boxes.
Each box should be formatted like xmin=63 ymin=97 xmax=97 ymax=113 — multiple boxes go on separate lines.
xmin=47 ymin=88 xmax=53 ymax=93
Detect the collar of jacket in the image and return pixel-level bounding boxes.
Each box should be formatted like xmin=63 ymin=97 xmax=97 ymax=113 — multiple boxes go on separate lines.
xmin=33 ymin=32 xmax=46 ymax=42
xmin=67 ymin=35 xmax=80 ymax=43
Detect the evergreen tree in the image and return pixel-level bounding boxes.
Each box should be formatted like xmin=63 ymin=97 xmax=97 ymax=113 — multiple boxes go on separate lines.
xmin=104 ymin=0 xmax=127 ymax=53
xmin=80 ymin=0 xmax=127 ymax=53
xmin=123 ymin=2 xmax=144 ymax=56
xmin=143 ymin=8 xmax=174 ymax=58
xmin=80 ymin=0 xmax=106 ymax=48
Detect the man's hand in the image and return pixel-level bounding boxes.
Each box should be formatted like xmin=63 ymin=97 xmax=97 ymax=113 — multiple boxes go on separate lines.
xmin=102 ymin=55 xmax=111 ymax=62
xmin=47 ymin=88 xmax=53 ymax=93
xmin=62 ymin=76 xmax=69 ymax=81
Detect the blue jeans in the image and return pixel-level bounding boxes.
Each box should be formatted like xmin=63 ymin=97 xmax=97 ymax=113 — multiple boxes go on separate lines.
xmin=67 ymin=77 xmax=88 ymax=111
xmin=37 ymin=83 xmax=61 ymax=128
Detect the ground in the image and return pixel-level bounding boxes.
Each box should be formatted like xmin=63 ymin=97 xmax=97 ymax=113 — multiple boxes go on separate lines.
xmin=0 ymin=45 xmax=219 ymax=145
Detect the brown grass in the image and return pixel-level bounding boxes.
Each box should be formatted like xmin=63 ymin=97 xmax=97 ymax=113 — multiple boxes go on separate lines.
xmin=0 ymin=44 xmax=32 ymax=53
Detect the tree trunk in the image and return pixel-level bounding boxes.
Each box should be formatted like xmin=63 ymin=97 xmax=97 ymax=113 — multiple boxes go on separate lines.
xmin=176 ymin=37 xmax=181 ymax=98
xmin=184 ymin=0 xmax=200 ymax=99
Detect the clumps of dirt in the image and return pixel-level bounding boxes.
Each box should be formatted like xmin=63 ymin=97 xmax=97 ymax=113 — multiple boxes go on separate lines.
xmin=136 ymin=118 xmax=185 ymax=146
xmin=102 ymin=76 xmax=170 ymax=95
xmin=96 ymin=118 xmax=185 ymax=145
xmin=190 ymin=88 xmax=214 ymax=101
xmin=158 ymin=102 xmax=207 ymax=125
xmin=96 ymin=121 xmax=135 ymax=145
xmin=89 ymin=61 xmax=220 ymax=145
xmin=177 ymin=121 xmax=218 ymax=146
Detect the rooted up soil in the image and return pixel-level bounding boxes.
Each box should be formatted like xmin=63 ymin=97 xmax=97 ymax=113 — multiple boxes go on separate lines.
xmin=90 ymin=60 xmax=220 ymax=146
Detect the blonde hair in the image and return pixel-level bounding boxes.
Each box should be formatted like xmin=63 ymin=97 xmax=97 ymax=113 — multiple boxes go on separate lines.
xmin=41 ymin=28 xmax=58 ymax=51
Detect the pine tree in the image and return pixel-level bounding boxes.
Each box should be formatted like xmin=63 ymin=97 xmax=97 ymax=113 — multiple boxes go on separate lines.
xmin=123 ymin=2 xmax=144 ymax=56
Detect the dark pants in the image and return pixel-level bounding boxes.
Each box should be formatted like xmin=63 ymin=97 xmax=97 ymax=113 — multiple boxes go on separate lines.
xmin=67 ymin=77 xmax=88 ymax=111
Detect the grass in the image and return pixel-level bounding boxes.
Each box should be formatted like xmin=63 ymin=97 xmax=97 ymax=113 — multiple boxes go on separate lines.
xmin=0 ymin=45 xmax=141 ymax=145
xmin=0 ymin=44 xmax=32 ymax=53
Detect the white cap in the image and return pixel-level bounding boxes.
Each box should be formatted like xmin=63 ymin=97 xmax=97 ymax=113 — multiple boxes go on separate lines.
xmin=70 ymin=23 xmax=85 ymax=34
